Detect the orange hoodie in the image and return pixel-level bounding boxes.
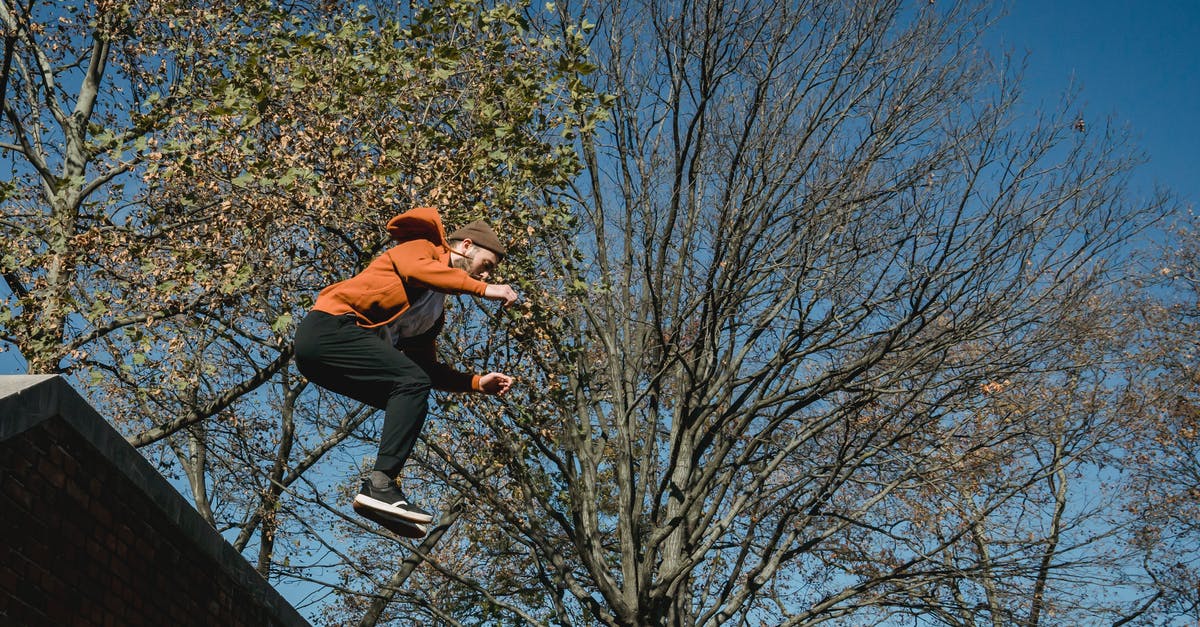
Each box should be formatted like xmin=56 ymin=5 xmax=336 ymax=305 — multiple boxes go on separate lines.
xmin=311 ymin=206 xmax=489 ymax=392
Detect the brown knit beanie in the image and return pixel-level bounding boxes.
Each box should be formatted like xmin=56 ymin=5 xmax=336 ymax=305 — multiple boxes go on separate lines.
xmin=448 ymin=220 xmax=506 ymax=260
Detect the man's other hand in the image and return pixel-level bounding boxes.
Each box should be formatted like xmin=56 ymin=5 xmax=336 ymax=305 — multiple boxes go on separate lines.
xmin=479 ymin=372 xmax=513 ymax=396
xmin=483 ymin=284 xmax=519 ymax=307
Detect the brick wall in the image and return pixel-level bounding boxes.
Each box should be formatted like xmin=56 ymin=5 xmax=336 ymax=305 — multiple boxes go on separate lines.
xmin=0 ymin=376 xmax=309 ymax=627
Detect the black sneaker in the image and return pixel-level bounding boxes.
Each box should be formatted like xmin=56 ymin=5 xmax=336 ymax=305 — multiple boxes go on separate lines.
xmin=352 ymin=479 xmax=434 ymax=524
xmin=352 ymin=499 xmax=428 ymax=539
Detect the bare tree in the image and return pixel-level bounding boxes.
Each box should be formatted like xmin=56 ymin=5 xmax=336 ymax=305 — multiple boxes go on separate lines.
xmin=6 ymin=1 xmax=1187 ymax=625
xmin=360 ymin=0 xmax=1176 ymax=624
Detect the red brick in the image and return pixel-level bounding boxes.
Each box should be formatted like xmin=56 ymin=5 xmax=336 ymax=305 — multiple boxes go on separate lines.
xmin=38 ymin=456 xmax=67 ymax=488
xmin=60 ymin=514 xmax=84 ymax=544
xmin=7 ymin=595 xmax=48 ymax=624
xmin=2 ymin=475 xmax=33 ymax=509
xmin=91 ymin=500 xmax=112 ymax=527
xmin=65 ymin=477 xmax=89 ymax=507
xmin=39 ymin=567 xmax=63 ymax=595
xmin=110 ymin=559 xmax=129 ymax=584
xmin=133 ymin=536 xmax=153 ymax=559
xmin=115 ymin=538 xmax=129 ymax=560
xmin=0 ymin=497 xmax=20 ymax=535
xmin=4 ymin=448 xmax=34 ymax=474
xmin=0 ymin=563 xmax=18 ymax=594
xmin=86 ymin=537 xmax=107 ymax=563
xmin=58 ymin=445 xmax=81 ymax=475
xmin=116 ymin=522 xmax=135 ymax=544
xmin=46 ymin=589 xmax=73 ymax=623
xmin=5 ymin=419 xmax=301 ymax=627
xmin=26 ymin=538 xmax=50 ymax=566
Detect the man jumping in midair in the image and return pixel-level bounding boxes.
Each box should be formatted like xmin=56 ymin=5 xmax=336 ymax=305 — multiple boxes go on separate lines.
xmin=294 ymin=205 xmax=517 ymax=535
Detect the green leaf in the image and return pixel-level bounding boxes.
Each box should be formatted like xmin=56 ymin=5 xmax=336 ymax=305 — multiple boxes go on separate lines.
xmin=271 ymin=312 xmax=294 ymax=333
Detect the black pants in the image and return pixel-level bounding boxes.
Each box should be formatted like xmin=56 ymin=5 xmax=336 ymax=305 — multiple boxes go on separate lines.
xmin=294 ymin=311 xmax=431 ymax=476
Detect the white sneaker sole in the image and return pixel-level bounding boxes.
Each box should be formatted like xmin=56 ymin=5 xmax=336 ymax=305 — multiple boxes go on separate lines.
xmin=352 ymin=501 xmax=429 ymax=538
xmin=352 ymin=494 xmax=434 ymax=524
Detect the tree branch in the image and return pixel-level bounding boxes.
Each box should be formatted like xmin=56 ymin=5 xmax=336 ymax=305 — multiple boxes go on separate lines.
xmin=128 ymin=347 xmax=294 ymax=447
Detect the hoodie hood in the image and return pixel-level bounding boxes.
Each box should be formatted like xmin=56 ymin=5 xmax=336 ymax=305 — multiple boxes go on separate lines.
xmin=386 ymin=206 xmax=449 ymax=247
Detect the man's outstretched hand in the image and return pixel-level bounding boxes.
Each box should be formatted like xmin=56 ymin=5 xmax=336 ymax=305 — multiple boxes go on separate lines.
xmin=483 ymin=284 xmax=519 ymax=307
xmin=479 ymin=372 xmax=513 ymax=396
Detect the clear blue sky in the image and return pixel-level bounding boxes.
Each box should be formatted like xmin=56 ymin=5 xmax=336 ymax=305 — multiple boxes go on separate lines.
xmin=991 ymin=1 xmax=1200 ymax=209
xmin=1 ymin=2 xmax=1197 ymax=375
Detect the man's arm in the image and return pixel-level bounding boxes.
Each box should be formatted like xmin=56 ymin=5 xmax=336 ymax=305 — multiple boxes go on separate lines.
xmin=387 ymin=240 xmax=486 ymax=294
xmin=399 ymin=316 xmax=511 ymax=395
xmin=400 ymin=321 xmax=476 ymax=393
xmin=389 ymin=240 xmax=519 ymax=306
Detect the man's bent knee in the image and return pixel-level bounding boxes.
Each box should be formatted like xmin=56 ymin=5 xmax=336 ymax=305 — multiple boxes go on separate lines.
xmin=390 ymin=372 xmax=432 ymax=398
